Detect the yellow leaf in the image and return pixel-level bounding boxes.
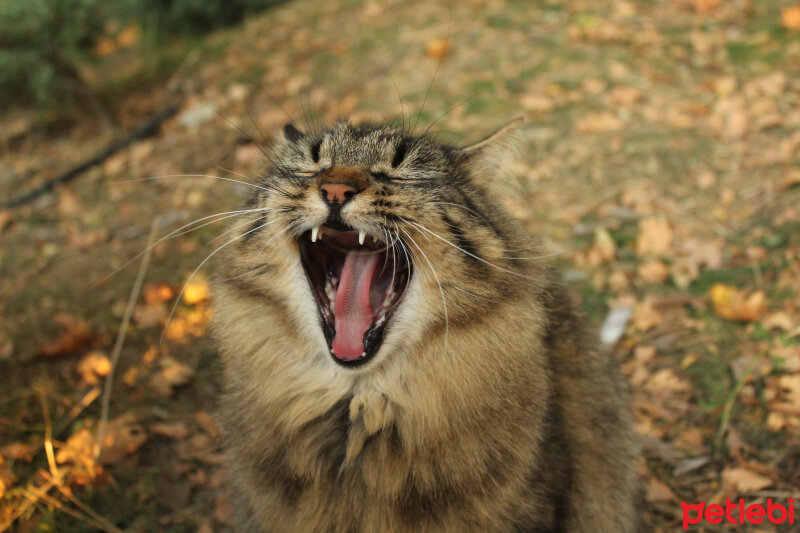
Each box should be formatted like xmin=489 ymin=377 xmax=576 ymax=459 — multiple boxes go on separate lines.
xmin=709 ymin=284 xmax=766 ymax=322
xmin=183 ymin=279 xmax=210 ymax=305
xmin=116 ymin=25 xmax=141 ymax=48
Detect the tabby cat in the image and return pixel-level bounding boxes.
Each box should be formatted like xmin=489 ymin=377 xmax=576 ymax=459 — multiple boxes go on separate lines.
xmin=211 ymin=119 xmax=639 ymax=532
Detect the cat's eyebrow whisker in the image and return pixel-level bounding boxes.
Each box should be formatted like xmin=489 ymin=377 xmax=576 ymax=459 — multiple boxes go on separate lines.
xmin=403 ymin=219 xmax=538 ymax=280
xmin=399 ymin=226 xmax=449 ymax=354
xmin=117 ymin=174 xmax=269 ymax=191
xmin=160 ymin=215 xmax=287 ymax=347
xmin=93 ymin=206 xmax=283 ymax=288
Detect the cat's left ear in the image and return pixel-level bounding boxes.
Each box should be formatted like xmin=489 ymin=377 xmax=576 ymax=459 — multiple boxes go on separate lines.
xmin=454 ymin=117 xmax=523 ymax=172
xmin=282 ymin=123 xmax=305 ymax=143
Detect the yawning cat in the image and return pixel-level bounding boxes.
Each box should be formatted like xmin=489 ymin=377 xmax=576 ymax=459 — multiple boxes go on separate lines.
xmin=212 ymin=119 xmax=639 ymax=532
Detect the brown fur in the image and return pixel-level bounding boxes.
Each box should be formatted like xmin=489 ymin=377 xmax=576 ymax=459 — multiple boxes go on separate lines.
xmin=212 ymin=120 xmax=639 ymax=532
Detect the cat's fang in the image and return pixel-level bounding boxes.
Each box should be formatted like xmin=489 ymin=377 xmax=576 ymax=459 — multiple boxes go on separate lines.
xmin=311 ymin=226 xmax=320 ymax=242
xmin=358 ymin=231 xmax=366 ymax=245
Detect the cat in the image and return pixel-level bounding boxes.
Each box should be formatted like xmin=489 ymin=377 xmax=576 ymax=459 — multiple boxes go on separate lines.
xmin=211 ymin=118 xmax=640 ymax=532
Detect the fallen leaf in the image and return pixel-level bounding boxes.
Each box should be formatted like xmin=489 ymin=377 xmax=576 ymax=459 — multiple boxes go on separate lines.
xmin=151 ymin=422 xmax=191 ymax=440
xmin=175 ymin=433 xmax=223 ymax=464
xmin=645 ymin=368 xmax=692 ymax=397
xmin=594 ymin=227 xmax=616 ymax=262
xmin=0 ymin=209 xmax=11 ymax=233
xmin=674 ymin=456 xmax=710 ymax=477
xmin=782 ymin=5 xmax=800 ymax=30
xmin=645 ymin=476 xmax=676 ymax=502
xmin=633 ymin=298 xmax=663 ymax=332
xmin=722 ymin=467 xmax=773 ymax=494
xmin=636 ymin=217 xmax=672 ymax=258
xmin=778 ymin=170 xmax=800 ymax=191
xmin=773 ymin=345 xmax=800 ymax=373
xmin=763 ymin=312 xmax=794 ymax=331
xmin=132 ymin=300 xmax=167 ymax=328
xmin=214 ymin=489 xmax=234 ymax=525
xmin=183 ymin=278 xmax=210 ymax=305
xmin=195 ymin=411 xmax=221 ymax=442
xmin=779 ymin=374 xmax=800 ymax=406
xmin=520 ymin=93 xmax=555 ymax=113
xmin=425 ymin=37 xmax=450 ymax=60
xmin=577 ymin=112 xmax=623 ymax=134
xmin=0 ymin=442 xmax=35 ymax=462
xmin=77 ymin=351 xmax=112 ymax=386
xmin=0 ymin=459 xmax=17 ymax=499
xmin=116 ymin=24 xmax=140 ymax=48
xmin=638 ymin=259 xmax=669 ymax=284
xmin=143 ymin=282 xmax=174 ymax=304
xmin=696 ymin=170 xmax=716 ymax=189
xmin=709 ymin=284 xmax=766 ymax=322
xmin=99 ymin=414 xmax=148 ymax=465
xmin=39 ymin=314 xmax=92 ymax=357
xmin=56 ymin=428 xmax=98 ymax=481
xmin=693 ymin=0 xmax=722 ymax=14
xmin=148 ymin=359 xmax=194 ymax=397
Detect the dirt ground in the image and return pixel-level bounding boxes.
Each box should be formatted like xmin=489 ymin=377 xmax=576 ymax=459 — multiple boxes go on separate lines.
xmin=1 ymin=0 xmax=800 ymax=530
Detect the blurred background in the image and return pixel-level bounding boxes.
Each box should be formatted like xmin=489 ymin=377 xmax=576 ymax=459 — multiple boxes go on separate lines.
xmin=1 ymin=0 xmax=800 ymax=530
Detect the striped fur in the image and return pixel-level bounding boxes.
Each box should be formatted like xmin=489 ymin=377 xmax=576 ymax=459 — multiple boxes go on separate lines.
xmin=212 ymin=121 xmax=639 ymax=532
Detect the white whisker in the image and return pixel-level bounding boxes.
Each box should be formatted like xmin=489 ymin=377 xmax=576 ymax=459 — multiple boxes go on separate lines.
xmin=116 ymin=174 xmax=269 ymax=191
xmin=161 ymin=215 xmax=287 ymax=346
xmin=403 ymin=219 xmax=537 ymax=280
xmin=400 ymin=226 xmax=448 ymax=354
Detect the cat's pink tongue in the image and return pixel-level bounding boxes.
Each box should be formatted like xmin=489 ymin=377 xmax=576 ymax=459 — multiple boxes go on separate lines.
xmin=332 ymin=251 xmax=381 ymax=360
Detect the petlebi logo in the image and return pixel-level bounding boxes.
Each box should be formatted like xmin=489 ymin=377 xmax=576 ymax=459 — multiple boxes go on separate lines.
xmin=682 ymin=498 xmax=796 ymax=529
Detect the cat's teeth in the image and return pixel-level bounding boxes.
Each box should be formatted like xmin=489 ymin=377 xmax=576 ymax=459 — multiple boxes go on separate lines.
xmin=311 ymin=226 xmax=320 ymax=242
xmin=358 ymin=231 xmax=366 ymax=245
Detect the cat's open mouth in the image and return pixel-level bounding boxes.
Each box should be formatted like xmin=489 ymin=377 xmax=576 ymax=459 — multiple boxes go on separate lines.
xmin=298 ymin=223 xmax=411 ymax=366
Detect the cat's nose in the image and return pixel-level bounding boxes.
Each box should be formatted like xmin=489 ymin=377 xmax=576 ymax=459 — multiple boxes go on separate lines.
xmin=320 ymin=182 xmax=359 ymax=206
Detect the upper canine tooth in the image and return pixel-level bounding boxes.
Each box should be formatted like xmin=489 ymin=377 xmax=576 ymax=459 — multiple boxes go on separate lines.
xmin=358 ymin=231 xmax=366 ymax=246
xmin=311 ymin=226 xmax=320 ymax=242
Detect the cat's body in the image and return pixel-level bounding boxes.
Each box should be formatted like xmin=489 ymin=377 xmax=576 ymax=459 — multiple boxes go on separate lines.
xmin=212 ymin=120 xmax=639 ymax=532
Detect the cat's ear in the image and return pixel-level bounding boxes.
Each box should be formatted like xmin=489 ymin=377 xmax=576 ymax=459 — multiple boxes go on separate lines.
xmin=282 ymin=123 xmax=305 ymax=143
xmin=454 ymin=117 xmax=523 ymax=172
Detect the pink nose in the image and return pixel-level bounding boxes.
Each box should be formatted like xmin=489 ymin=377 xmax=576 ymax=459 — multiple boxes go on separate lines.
xmin=320 ymin=183 xmax=358 ymax=205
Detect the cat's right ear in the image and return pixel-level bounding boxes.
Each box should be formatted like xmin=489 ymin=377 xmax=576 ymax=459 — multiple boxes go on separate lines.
xmin=453 ymin=118 xmax=523 ymax=176
xmin=282 ymin=124 xmax=305 ymax=143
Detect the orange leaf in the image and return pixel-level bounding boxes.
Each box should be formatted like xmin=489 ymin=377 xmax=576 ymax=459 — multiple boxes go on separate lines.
xmin=425 ymin=37 xmax=450 ymax=60
xmin=39 ymin=314 xmax=92 ymax=357
xmin=77 ymin=351 xmax=112 ymax=386
xmin=721 ymin=467 xmax=773 ymax=494
xmin=782 ymin=5 xmax=800 ymax=30
xmin=636 ymin=217 xmax=672 ymax=258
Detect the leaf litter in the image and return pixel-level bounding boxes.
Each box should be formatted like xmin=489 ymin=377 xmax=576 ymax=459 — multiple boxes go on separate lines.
xmin=2 ymin=0 xmax=800 ymax=529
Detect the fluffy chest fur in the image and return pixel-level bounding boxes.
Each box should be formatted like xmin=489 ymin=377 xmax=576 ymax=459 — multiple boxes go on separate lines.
xmin=212 ymin=120 xmax=639 ymax=532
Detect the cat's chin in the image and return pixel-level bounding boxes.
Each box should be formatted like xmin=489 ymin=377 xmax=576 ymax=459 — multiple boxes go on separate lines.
xmin=298 ymin=223 xmax=411 ymax=367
